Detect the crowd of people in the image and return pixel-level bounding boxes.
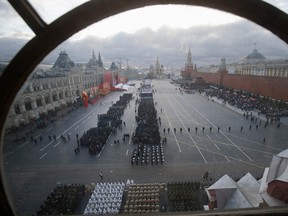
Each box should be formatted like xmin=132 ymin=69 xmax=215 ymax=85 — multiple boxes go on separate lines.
xmin=79 ymin=93 xmax=132 ymax=155
xmin=130 ymin=85 xmax=163 ymax=168
xmin=132 ymin=98 xmax=161 ymax=145
xmin=123 ymin=182 xmax=164 ymax=213
xmin=80 ymin=126 xmax=112 ymax=155
xmin=37 ymin=184 xmax=85 ymax=215
xmin=204 ymin=87 xmax=288 ymax=117
xmin=131 ymin=144 xmax=164 ymax=166
xmin=97 ymin=94 xmax=132 ymax=128
xmin=167 ymin=181 xmax=203 ymax=212
xmin=84 ymin=182 xmax=125 ymax=215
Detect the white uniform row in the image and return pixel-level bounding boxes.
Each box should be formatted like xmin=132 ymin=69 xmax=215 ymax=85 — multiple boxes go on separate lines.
xmin=88 ymin=197 xmax=122 ymax=204
xmin=84 ymin=182 xmax=125 ymax=215
xmin=84 ymin=207 xmax=120 ymax=215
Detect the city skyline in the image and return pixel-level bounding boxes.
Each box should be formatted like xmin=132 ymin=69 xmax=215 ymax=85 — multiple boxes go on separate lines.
xmin=0 ymin=1 xmax=288 ymax=68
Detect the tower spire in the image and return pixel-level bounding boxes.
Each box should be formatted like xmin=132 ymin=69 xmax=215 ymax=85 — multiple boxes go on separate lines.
xmin=186 ymin=47 xmax=193 ymax=67
xmin=156 ymin=57 xmax=160 ymax=74
xmin=253 ymin=42 xmax=257 ymax=51
xmin=187 ymin=48 xmax=192 ymax=65
xmin=219 ymin=58 xmax=227 ymax=71
xmin=92 ymin=50 xmax=96 ymax=61
xmin=98 ymin=52 xmax=103 ymax=68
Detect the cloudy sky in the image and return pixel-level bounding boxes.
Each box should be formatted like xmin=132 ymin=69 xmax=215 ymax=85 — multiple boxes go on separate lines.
xmin=0 ymin=0 xmax=288 ymax=68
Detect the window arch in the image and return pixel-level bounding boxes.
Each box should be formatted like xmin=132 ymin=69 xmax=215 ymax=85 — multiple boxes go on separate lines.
xmin=24 ymin=97 xmax=33 ymax=111
xmin=52 ymin=91 xmax=58 ymax=102
xmin=64 ymin=89 xmax=69 ymax=97
xmin=0 ymin=1 xmax=288 ymax=216
xmin=59 ymin=90 xmax=64 ymax=99
xmin=35 ymin=95 xmax=43 ymax=107
xmin=14 ymin=103 xmax=21 ymax=115
xmin=44 ymin=92 xmax=51 ymax=104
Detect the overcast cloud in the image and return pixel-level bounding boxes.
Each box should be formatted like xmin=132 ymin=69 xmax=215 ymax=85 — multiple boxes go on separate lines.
xmin=0 ymin=2 xmax=288 ymax=69
xmin=42 ymin=20 xmax=288 ymax=68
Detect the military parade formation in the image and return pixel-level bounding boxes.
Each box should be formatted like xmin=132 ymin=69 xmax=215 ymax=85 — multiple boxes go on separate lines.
xmin=79 ymin=93 xmax=133 ymax=155
xmin=6 ymin=80 xmax=288 ymax=216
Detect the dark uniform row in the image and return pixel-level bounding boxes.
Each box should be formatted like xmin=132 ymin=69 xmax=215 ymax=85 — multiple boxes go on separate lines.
xmin=132 ymin=98 xmax=160 ymax=145
xmin=37 ymin=184 xmax=85 ymax=216
xmin=79 ymin=93 xmax=133 ymax=155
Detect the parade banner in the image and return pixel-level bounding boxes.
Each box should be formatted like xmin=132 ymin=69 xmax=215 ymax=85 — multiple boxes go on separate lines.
xmin=114 ymin=72 xmax=119 ymax=85
xmin=82 ymin=91 xmax=89 ymax=108
xmin=90 ymin=87 xmax=96 ymax=96
xmin=99 ymin=82 xmax=110 ymax=95
xmin=103 ymin=71 xmax=113 ymax=86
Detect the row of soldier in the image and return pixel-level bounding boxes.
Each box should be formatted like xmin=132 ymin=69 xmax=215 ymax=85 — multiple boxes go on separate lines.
xmin=161 ymin=124 xmax=268 ymax=134
xmin=79 ymin=93 xmax=133 ymax=155
xmin=131 ymin=144 xmax=164 ymax=166
xmin=37 ymin=184 xmax=85 ymax=216
xmin=133 ymin=98 xmax=161 ymax=145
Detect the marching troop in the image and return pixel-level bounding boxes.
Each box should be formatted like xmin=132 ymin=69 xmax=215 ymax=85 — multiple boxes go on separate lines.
xmin=79 ymin=93 xmax=132 ymax=155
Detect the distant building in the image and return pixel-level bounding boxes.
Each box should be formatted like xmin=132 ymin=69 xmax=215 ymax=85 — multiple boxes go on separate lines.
xmin=85 ymin=51 xmax=105 ymax=91
xmin=86 ymin=50 xmax=104 ymax=69
xmin=181 ymin=48 xmax=288 ymax=101
xmin=6 ymin=51 xmax=105 ymax=128
xmin=155 ymin=57 xmax=164 ymax=75
xmin=182 ymin=48 xmax=197 ymax=79
xmin=235 ymin=49 xmax=288 ymax=77
xmin=52 ymin=51 xmax=74 ymax=69
xmin=109 ymin=62 xmax=119 ymax=71
xmin=196 ymin=49 xmax=288 ymax=78
xmin=148 ymin=57 xmax=164 ymax=78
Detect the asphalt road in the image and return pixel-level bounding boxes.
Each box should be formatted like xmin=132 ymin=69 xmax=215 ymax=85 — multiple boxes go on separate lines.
xmin=3 ymin=79 xmax=288 ymax=215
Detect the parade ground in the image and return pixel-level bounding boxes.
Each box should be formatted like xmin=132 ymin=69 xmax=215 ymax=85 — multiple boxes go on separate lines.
xmin=3 ymin=80 xmax=288 ymax=215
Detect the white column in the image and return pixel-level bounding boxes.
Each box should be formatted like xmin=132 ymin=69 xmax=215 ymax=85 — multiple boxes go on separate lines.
xmin=29 ymin=83 xmax=34 ymax=92
xmin=41 ymin=96 xmax=45 ymax=105
xmin=20 ymin=103 xmax=26 ymax=113
xmin=31 ymin=98 xmax=37 ymax=109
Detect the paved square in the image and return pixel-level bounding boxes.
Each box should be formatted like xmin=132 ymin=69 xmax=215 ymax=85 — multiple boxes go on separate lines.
xmin=3 ymin=80 xmax=288 ymax=215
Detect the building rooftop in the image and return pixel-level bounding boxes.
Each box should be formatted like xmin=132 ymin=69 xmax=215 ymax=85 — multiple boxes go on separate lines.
xmin=52 ymin=51 xmax=75 ymax=69
xmin=207 ymin=148 xmax=288 ymax=210
xmin=245 ymin=49 xmax=266 ymax=60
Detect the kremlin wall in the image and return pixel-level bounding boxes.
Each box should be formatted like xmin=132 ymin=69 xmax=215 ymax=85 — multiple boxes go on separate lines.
xmin=182 ymin=49 xmax=288 ymax=101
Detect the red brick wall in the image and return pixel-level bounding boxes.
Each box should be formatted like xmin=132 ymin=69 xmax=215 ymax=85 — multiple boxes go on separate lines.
xmin=190 ymin=69 xmax=222 ymax=84
xmin=222 ymin=75 xmax=288 ymax=101
xmin=186 ymin=67 xmax=288 ymax=100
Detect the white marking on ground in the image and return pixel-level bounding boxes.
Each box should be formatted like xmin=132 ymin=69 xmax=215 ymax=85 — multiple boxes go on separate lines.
xmin=225 ymin=156 xmax=231 ymax=163
xmin=40 ymin=153 xmax=47 ymax=159
xmin=53 ymin=142 xmax=60 ymax=148
xmin=3 ymin=151 xmax=14 ymax=157
xmin=18 ymin=141 xmax=29 ymax=148
xmin=97 ymin=145 xmax=105 ymax=157
xmin=180 ymin=96 xmax=253 ymax=162
xmin=34 ymin=134 xmax=41 ymax=138
xmin=40 ymin=141 xmax=53 ymax=151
